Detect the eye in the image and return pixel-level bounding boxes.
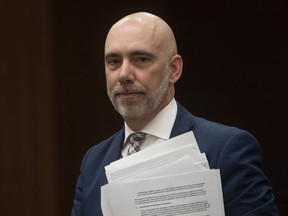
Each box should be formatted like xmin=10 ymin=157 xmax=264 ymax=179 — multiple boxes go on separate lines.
xmin=136 ymin=56 xmax=149 ymax=62
xmin=135 ymin=56 xmax=152 ymax=65
xmin=106 ymin=57 xmax=121 ymax=65
xmin=106 ymin=57 xmax=122 ymax=69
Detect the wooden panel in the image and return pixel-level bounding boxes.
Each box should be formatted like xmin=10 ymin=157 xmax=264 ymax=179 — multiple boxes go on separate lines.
xmin=0 ymin=0 xmax=58 ymax=215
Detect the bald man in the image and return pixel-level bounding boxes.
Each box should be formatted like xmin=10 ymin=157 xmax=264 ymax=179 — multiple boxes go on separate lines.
xmin=72 ymin=12 xmax=279 ymax=216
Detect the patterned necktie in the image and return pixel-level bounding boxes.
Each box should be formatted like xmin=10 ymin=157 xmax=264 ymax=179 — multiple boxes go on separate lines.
xmin=126 ymin=132 xmax=146 ymax=155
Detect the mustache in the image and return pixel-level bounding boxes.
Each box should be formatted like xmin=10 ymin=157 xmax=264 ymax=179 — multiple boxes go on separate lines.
xmin=111 ymin=84 xmax=146 ymax=94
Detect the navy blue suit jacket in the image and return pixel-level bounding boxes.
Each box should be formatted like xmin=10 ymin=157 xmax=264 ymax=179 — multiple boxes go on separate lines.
xmin=72 ymin=101 xmax=279 ymax=216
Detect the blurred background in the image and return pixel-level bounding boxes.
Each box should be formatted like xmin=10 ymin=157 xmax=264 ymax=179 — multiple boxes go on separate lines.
xmin=1 ymin=0 xmax=287 ymax=215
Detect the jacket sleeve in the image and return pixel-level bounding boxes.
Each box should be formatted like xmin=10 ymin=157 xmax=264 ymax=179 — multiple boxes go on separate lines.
xmin=71 ymin=174 xmax=83 ymax=216
xmin=218 ymin=130 xmax=279 ymax=216
xmin=71 ymin=146 xmax=94 ymax=216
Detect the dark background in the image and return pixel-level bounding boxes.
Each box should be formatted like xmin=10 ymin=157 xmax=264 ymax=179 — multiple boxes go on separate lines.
xmin=1 ymin=0 xmax=287 ymax=215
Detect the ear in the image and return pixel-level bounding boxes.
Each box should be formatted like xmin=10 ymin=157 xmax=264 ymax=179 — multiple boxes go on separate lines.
xmin=169 ymin=55 xmax=183 ymax=84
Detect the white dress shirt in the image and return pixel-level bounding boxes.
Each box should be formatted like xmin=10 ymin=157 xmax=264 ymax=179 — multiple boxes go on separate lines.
xmin=121 ymin=98 xmax=177 ymax=157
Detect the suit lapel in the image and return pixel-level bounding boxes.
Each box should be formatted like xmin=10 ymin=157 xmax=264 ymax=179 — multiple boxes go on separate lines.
xmin=105 ymin=128 xmax=125 ymax=163
xmin=170 ymin=101 xmax=195 ymax=138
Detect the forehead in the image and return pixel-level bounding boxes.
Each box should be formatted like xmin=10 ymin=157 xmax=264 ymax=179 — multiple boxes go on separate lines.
xmin=105 ymin=22 xmax=163 ymax=56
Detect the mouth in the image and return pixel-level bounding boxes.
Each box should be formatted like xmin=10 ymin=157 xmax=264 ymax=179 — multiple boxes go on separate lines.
xmin=115 ymin=92 xmax=144 ymax=99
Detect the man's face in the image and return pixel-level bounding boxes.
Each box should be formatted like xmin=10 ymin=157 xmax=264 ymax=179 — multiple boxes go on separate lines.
xmin=104 ymin=23 xmax=172 ymax=120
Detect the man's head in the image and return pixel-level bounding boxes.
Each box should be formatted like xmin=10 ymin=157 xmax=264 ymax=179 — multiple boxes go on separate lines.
xmin=104 ymin=12 xmax=183 ymax=130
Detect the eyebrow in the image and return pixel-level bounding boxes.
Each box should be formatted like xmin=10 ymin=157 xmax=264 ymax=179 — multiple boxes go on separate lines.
xmin=104 ymin=52 xmax=119 ymax=60
xmin=105 ymin=50 xmax=155 ymax=60
xmin=130 ymin=50 xmax=154 ymax=58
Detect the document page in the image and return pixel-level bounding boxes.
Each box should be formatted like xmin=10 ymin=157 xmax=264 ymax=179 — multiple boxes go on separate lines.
xmin=102 ymin=170 xmax=225 ymax=216
xmin=101 ymin=131 xmax=225 ymax=216
xmin=106 ymin=131 xmax=199 ymax=170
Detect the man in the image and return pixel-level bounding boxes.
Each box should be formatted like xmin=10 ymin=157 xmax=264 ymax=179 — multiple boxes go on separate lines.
xmin=72 ymin=12 xmax=279 ymax=215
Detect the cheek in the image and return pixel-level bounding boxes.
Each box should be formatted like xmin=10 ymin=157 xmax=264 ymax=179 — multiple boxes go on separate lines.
xmin=141 ymin=74 xmax=164 ymax=92
xmin=105 ymin=72 xmax=118 ymax=89
xmin=149 ymin=68 xmax=168 ymax=85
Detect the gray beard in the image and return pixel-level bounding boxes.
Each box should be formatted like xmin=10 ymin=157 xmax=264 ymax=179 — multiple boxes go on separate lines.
xmin=108 ymin=76 xmax=169 ymax=120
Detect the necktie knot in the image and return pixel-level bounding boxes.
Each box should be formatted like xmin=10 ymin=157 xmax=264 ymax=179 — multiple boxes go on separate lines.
xmin=126 ymin=132 xmax=146 ymax=155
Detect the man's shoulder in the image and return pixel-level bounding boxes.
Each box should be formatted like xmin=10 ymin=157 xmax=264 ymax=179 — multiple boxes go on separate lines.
xmin=90 ymin=129 xmax=124 ymax=152
xmin=176 ymin=101 xmax=244 ymax=133
xmin=80 ymin=129 xmax=124 ymax=165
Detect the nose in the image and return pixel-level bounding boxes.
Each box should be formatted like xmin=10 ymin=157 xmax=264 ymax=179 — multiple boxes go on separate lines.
xmin=118 ymin=60 xmax=134 ymax=83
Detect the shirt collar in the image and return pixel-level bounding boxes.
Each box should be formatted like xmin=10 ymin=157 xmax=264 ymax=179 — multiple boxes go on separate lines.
xmin=124 ymin=98 xmax=177 ymax=142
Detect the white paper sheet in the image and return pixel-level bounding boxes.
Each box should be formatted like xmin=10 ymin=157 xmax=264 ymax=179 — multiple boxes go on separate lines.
xmin=106 ymin=146 xmax=208 ymax=183
xmin=101 ymin=131 xmax=225 ymax=216
xmin=102 ymin=169 xmax=225 ymax=216
xmin=106 ymin=131 xmax=199 ymax=173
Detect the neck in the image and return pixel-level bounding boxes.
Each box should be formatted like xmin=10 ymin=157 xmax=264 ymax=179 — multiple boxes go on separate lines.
xmin=124 ymin=97 xmax=173 ymax=131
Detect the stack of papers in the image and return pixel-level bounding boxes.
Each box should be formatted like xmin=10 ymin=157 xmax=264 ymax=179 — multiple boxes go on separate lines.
xmin=101 ymin=131 xmax=225 ymax=216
